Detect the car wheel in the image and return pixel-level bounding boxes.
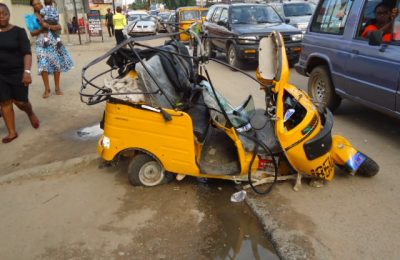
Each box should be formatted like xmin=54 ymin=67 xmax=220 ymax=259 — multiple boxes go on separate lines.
xmin=203 ymin=37 xmax=216 ymax=58
xmin=308 ymin=65 xmax=342 ymax=112
xmin=128 ymin=153 xmax=173 ymax=187
xmin=227 ymin=44 xmax=243 ymax=70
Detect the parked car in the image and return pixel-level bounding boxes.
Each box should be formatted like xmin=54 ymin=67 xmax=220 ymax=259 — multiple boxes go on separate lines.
xmin=203 ymin=3 xmax=303 ymax=68
xmin=157 ymin=12 xmax=171 ymax=32
xmin=295 ymin=0 xmax=400 ymax=119
xmin=269 ymin=1 xmax=316 ymax=33
xmin=125 ymin=15 xmax=158 ymax=37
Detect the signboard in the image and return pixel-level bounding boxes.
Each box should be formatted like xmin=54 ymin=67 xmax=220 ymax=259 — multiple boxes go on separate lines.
xmin=92 ymin=0 xmax=112 ymax=3
xmin=87 ymin=9 xmax=103 ymax=40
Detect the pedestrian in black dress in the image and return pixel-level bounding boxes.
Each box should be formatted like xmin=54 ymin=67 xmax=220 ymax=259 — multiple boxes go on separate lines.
xmin=0 ymin=3 xmax=39 ymax=143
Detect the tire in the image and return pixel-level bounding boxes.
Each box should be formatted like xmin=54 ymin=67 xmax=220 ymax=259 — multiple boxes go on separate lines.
xmin=308 ymin=66 xmax=342 ymax=112
xmin=128 ymin=153 xmax=173 ymax=187
xmin=203 ymin=37 xmax=216 ymax=58
xmin=356 ymin=155 xmax=379 ymax=177
xmin=227 ymin=44 xmax=243 ymax=70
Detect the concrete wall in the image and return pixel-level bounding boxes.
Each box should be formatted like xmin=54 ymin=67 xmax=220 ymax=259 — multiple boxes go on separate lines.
xmin=9 ymin=4 xmax=32 ymax=29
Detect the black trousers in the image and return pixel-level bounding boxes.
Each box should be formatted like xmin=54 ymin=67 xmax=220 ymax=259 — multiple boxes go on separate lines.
xmin=115 ymin=29 xmax=125 ymax=45
xmin=107 ymin=24 xmax=114 ymax=37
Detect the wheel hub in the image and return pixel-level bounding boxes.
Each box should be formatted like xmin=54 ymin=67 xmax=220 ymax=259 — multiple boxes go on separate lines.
xmin=139 ymin=161 xmax=164 ymax=186
xmin=315 ymin=79 xmax=326 ymax=102
xmin=229 ymin=48 xmax=235 ymax=65
xmin=204 ymin=40 xmax=210 ymax=56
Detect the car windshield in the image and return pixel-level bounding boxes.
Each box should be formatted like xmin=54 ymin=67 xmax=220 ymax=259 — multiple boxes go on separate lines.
xmin=128 ymin=14 xmax=145 ymax=21
xmin=140 ymin=15 xmax=156 ymax=21
xmin=159 ymin=13 xmax=169 ymax=20
xmin=231 ymin=5 xmax=282 ymax=24
xmin=283 ymin=3 xmax=315 ymax=17
xmin=180 ymin=10 xmax=200 ymax=21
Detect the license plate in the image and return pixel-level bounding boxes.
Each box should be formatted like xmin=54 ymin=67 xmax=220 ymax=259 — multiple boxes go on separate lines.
xmin=346 ymin=152 xmax=366 ymax=171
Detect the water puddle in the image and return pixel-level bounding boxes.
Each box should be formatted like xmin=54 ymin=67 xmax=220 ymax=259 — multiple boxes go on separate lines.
xmin=74 ymin=124 xmax=103 ymax=140
xmin=195 ymin=180 xmax=279 ymax=260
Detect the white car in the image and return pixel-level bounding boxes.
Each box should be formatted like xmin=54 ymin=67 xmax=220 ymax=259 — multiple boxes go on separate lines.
xmin=125 ymin=15 xmax=158 ymax=37
xmin=269 ymin=1 xmax=316 ymax=33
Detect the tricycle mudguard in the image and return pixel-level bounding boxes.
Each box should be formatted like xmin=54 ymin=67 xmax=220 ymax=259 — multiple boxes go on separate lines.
xmin=330 ymin=135 xmax=365 ymax=174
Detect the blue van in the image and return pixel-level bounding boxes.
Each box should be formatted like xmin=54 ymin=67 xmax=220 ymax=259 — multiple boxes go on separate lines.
xmin=295 ymin=0 xmax=400 ymax=119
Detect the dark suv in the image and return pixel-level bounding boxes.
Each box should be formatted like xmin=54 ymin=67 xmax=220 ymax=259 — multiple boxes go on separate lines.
xmin=295 ymin=0 xmax=400 ymax=118
xmin=203 ymin=3 xmax=303 ymax=68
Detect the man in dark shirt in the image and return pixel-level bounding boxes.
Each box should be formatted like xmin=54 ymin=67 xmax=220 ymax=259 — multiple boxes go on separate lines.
xmin=105 ymin=8 xmax=114 ymax=37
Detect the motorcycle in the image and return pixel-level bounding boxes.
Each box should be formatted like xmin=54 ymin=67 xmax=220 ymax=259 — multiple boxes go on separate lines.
xmin=80 ymin=28 xmax=379 ymax=194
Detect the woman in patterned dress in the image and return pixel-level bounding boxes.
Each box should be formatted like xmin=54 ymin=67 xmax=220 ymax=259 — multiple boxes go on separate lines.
xmin=25 ymin=0 xmax=73 ymax=98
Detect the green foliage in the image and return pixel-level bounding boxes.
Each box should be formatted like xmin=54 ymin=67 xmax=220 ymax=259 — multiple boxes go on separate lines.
xmin=164 ymin=0 xmax=197 ymax=10
xmin=11 ymin=0 xmax=31 ymax=5
xmin=129 ymin=0 xmax=197 ymax=11
xmin=130 ymin=0 xmax=147 ymax=10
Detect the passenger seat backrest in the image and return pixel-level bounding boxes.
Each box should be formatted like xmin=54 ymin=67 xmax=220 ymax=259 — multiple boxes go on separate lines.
xmin=136 ymin=55 xmax=182 ymax=108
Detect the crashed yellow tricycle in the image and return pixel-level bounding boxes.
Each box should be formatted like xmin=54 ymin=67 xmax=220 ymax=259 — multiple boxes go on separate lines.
xmin=80 ymin=30 xmax=379 ymax=194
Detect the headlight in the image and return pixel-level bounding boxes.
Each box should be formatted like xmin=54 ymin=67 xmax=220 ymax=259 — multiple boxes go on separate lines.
xmin=238 ymin=35 xmax=258 ymax=44
xmin=290 ymin=34 xmax=303 ymax=42
xmin=296 ymin=22 xmax=308 ymax=31
xmin=101 ymin=136 xmax=110 ymax=149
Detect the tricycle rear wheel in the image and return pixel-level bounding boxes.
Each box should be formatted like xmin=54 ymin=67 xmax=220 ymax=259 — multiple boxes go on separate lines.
xmin=128 ymin=154 xmax=173 ymax=186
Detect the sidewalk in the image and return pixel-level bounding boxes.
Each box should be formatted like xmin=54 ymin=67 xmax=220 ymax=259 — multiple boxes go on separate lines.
xmin=0 ymin=33 xmax=115 ymax=176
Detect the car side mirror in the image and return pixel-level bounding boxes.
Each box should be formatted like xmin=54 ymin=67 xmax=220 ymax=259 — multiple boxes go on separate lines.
xmin=217 ymin=20 xmax=228 ymax=27
xmin=368 ymin=30 xmax=383 ymax=46
xmin=285 ymin=18 xmax=290 ymax=24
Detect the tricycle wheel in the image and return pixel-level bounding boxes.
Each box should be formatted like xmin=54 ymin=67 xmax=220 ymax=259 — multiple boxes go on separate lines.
xmin=356 ymin=155 xmax=379 ymax=177
xmin=128 ymin=154 xmax=172 ymax=186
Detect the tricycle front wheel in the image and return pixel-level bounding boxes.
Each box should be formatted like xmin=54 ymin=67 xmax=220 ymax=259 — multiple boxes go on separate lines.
xmin=128 ymin=154 xmax=173 ymax=186
xmin=356 ymin=155 xmax=379 ymax=177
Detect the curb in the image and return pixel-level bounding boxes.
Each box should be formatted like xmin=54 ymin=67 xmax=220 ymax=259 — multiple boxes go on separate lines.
xmin=245 ymin=193 xmax=333 ymax=260
xmin=0 ymin=153 xmax=100 ymax=184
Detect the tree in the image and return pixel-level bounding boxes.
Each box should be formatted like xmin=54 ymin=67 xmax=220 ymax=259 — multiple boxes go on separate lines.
xmin=164 ymin=0 xmax=196 ymax=10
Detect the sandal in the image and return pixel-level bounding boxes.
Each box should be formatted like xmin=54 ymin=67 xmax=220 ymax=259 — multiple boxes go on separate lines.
xmin=2 ymin=134 xmax=18 ymax=144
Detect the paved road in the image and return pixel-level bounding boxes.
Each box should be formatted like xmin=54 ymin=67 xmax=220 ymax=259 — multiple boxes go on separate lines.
xmin=1 ymin=34 xmax=399 ymax=259
xmin=208 ymin=54 xmax=400 ymax=259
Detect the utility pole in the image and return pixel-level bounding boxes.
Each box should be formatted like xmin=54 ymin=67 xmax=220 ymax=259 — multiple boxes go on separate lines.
xmin=112 ymin=0 xmax=116 ymax=13
xmin=62 ymin=0 xmax=71 ymax=45
xmin=72 ymin=0 xmax=82 ymax=45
